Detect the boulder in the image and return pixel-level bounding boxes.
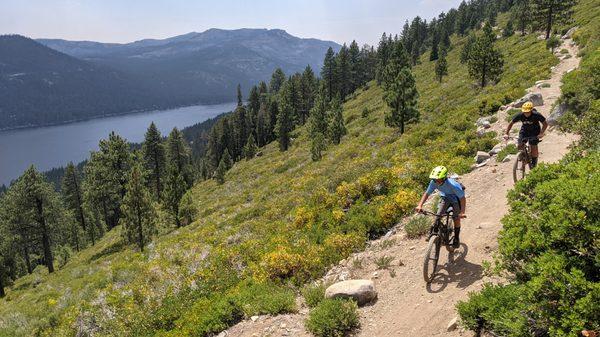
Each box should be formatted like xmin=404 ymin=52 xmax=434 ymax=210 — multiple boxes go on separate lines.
xmin=325 ymin=280 xmax=377 ymax=306
xmin=535 ymin=80 xmax=545 ymax=85
xmin=513 ymin=93 xmax=544 ymax=108
xmin=475 ymin=151 xmax=491 ymax=164
xmin=476 ymin=116 xmax=494 ymax=127
xmin=562 ymin=27 xmax=578 ymax=39
xmin=502 ymin=155 xmax=513 ymax=163
xmin=447 ymin=317 xmax=459 ymax=332
xmin=489 ymin=143 xmax=505 ymax=155
xmin=548 ymin=103 xmax=567 ymax=126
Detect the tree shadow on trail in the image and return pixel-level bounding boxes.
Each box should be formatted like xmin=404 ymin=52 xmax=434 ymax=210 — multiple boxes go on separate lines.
xmin=426 ymin=243 xmax=483 ymax=293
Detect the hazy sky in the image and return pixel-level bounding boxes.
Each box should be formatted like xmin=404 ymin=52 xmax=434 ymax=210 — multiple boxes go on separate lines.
xmin=1 ymin=0 xmax=462 ymax=45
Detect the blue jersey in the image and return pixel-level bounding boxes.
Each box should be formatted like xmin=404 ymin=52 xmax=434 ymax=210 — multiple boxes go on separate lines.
xmin=425 ymin=178 xmax=465 ymax=201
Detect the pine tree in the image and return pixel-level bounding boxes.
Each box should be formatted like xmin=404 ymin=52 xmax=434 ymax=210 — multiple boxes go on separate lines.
xmin=82 ymin=132 xmax=132 ymax=230
xmin=348 ymin=40 xmax=362 ymax=92
xmin=178 ymin=192 xmax=197 ymax=227
xmin=119 ymin=162 xmax=156 ymax=251
xmin=62 ymin=162 xmax=87 ymax=247
xmin=166 ymin=127 xmax=193 ymax=188
xmin=460 ymin=33 xmax=477 ymax=64
xmin=215 ymin=158 xmax=227 ymax=184
xmin=221 ymin=149 xmax=233 ymax=170
xmin=243 ymin=134 xmax=257 ymax=160
xmin=383 ymin=67 xmax=419 ymax=134
xmin=455 ymin=1 xmax=469 ymax=36
xmin=376 ymin=33 xmax=393 ymax=83
xmin=163 ymin=164 xmax=187 ymax=228
xmin=430 ymin=35 xmax=439 ymax=61
xmin=308 ymin=89 xmax=329 ymax=161
xmin=13 ymin=166 xmax=66 ymax=273
xmin=247 ymin=86 xmax=261 ymax=115
xmin=237 ymin=83 xmax=243 ymax=107
xmin=299 ymin=65 xmax=317 ymax=125
xmin=142 ymin=122 xmax=166 ymax=199
xmin=531 ymin=0 xmax=576 ymax=39
xmin=256 ymin=102 xmax=270 ymax=147
xmin=503 ymin=19 xmax=515 ymax=37
xmin=435 ymin=50 xmax=448 ymax=83
xmin=0 ymin=186 xmax=32 ymax=275
xmin=381 ymin=41 xmax=410 ymax=86
xmin=336 ymin=44 xmax=351 ymax=98
xmin=276 ymin=84 xmax=293 ymax=151
xmin=467 ymin=23 xmax=504 ymax=87
xmin=513 ymin=0 xmax=531 ymax=36
xmin=321 ymin=47 xmax=337 ymax=102
xmin=382 ymin=43 xmax=419 ymax=134
xmin=269 ymin=68 xmax=286 ymax=93
xmin=328 ymin=96 xmax=347 ymax=145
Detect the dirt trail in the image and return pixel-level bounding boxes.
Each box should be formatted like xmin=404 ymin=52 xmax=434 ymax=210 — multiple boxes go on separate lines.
xmin=220 ymin=37 xmax=580 ymax=337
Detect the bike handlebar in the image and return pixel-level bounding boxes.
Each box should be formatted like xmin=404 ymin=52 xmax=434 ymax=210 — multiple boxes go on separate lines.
xmin=417 ymin=210 xmax=449 ymax=217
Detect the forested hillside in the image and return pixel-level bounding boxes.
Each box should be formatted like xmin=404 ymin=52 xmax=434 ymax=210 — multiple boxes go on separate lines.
xmin=0 ymin=35 xmax=165 ymax=129
xmin=39 ymin=29 xmax=340 ymax=112
xmin=0 ymin=0 xmax=597 ymax=336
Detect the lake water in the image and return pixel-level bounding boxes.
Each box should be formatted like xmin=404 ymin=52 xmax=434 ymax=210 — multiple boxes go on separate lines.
xmin=0 ymin=102 xmax=236 ymax=185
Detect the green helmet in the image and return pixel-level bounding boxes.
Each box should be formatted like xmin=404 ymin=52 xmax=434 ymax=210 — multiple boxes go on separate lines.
xmin=429 ymin=166 xmax=448 ymax=179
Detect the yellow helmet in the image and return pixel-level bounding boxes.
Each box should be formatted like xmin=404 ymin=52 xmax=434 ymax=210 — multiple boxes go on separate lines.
xmin=429 ymin=166 xmax=448 ymax=179
xmin=522 ymin=101 xmax=534 ymax=112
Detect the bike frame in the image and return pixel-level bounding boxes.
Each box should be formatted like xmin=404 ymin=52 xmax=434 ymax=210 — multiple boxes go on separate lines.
xmin=420 ymin=210 xmax=454 ymax=247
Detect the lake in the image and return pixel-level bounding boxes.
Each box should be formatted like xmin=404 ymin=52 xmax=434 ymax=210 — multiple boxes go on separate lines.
xmin=0 ymin=102 xmax=236 ymax=185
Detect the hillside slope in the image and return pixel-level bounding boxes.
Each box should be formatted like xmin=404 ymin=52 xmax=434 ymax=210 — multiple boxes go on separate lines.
xmin=219 ymin=35 xmax=581 ymax=337
xmin=0 ymin=12 xmax=577 ymax=337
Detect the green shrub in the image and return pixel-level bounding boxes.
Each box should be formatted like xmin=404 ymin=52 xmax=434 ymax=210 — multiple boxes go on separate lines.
xmin=305 ymin=299 xmax=360 ymax=337
xmin=458 ymin=153 xmax=600 ymax=336
xmin=374 ymin=255 xmax=394 ymax=269
xmin=546 ymin=36 xmax=561 ymax=52
xmin=405 ymin=216 xmax=431 ymax=238
xmin=560 ymin=48 xmax=569 ymax=54
xmin=496 ymin=143 xmax=518 ymax=162
xmin=540 ymin=83 xmax=551 ymax=88
xmin=361 ymin=107 xmax=370 ymax=118
xmin=302 ymin=283 xmax=327 ymax=308
xmin=232 ymin=280 xmax=296 ymax=317
xmin=457 ymin=284 xmax=529 ymax=335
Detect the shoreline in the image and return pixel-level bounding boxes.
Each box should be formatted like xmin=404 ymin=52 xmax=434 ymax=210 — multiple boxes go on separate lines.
xmin=0 ymin=101 xmax=233 ymax=133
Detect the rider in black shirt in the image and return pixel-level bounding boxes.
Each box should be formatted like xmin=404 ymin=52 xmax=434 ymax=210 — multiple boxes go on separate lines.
xmin=505 ymin=101 xmax=548 ymax=168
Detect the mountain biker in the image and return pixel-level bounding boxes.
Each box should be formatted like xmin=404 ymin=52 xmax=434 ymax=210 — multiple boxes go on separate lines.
xmin=504 ymin=101 xmax=548 ymax=168
xmin=415 ymin=166 xmax=466 ymax=248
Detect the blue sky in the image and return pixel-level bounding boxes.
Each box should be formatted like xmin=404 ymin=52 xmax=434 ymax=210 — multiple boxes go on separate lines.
xmin=1 ymin=0 xmax=462 ymax=45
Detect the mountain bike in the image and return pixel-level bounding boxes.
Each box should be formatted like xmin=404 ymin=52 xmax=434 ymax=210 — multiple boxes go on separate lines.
xmin=513 ymin=136 xmax=542 ymax=183
xmin=418 ymin=209 xmax=456 ymax=284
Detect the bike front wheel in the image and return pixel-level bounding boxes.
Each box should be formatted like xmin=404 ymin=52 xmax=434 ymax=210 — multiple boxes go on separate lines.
xmin=423 ymin=235 xmax=441 ymax=283
xmin=513 ymin=152 xmax=528 ymax=183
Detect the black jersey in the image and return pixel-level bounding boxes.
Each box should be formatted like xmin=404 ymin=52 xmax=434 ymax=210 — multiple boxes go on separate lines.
xmin=511 ymin=110 xmax=546 ymax=136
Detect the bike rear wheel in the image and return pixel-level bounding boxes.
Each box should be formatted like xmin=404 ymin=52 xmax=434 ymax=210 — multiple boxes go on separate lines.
xmin=513 ymin=152 xmax=528 ymax=183
xmin=423 ymin=235 xmax=441 ymax=283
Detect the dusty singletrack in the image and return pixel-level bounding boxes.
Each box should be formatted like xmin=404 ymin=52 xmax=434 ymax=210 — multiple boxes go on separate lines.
xmin=219 ymin=37 xmax=581 ymax=337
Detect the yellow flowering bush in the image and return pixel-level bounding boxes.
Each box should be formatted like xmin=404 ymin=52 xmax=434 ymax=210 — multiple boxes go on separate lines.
xmin=323 ymin=233 xmax=364 ymax=262
xmin=378 ymin=189 xmax=419 ymax=226
xmin=357 ymin=168 xmax=396 ymax=199
xmin=294 ymin=206 xmax=316 ymax=228
xmin=259 ymin=247 xmax=307 ymax=282
xmin=332 ymin=209 xmax=345 ymax=223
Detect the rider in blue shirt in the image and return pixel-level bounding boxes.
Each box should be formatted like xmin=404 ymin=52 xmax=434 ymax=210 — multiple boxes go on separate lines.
xmin=415 ymin=166 xmax=466 ymax=248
